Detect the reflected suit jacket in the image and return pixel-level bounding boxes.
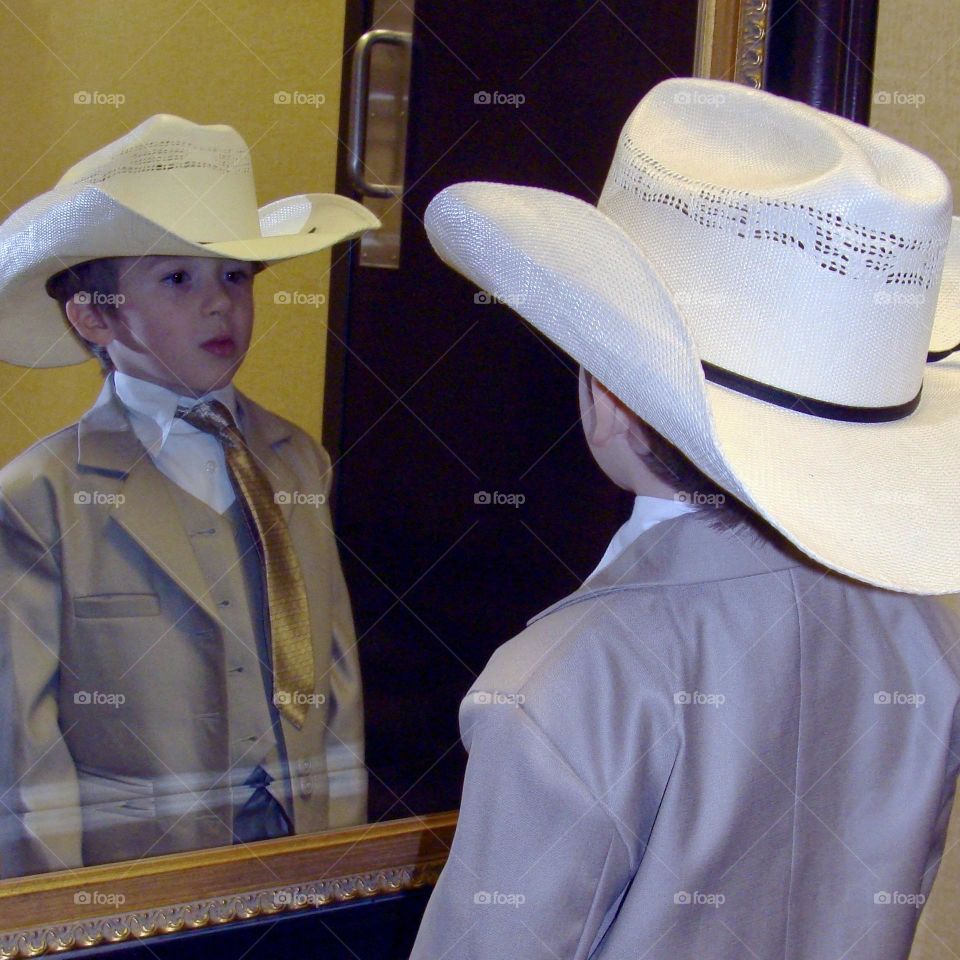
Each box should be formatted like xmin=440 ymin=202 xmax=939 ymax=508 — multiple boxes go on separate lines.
xmin=0 ymin=377 xmax=365 ymax=877
xmin=410 ymin=511 xmax=960 ymax=960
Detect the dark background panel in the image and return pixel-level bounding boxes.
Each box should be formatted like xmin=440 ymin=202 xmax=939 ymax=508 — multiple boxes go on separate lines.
xmin=327 ymin=0 xmax=699 ymax=821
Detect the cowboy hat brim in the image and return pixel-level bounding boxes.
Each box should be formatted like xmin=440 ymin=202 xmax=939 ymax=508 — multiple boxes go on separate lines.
xmin=424 ymin=181 xmax=960 ymax=594
xmin=0 ymin=187 xmax=380 ymax=367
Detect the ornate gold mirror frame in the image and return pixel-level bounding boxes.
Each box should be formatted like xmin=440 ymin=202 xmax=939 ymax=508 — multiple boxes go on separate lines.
xmin=0 ymin=813 xmax=457 ymax=956
xmin=0 ymin=2 xmax=764 ymax=955
xmin=695 ymin=0 xmax=767 ymax=86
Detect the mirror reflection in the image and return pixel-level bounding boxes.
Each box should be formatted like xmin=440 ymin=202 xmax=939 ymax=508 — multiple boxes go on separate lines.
xmin=0 ymin=0 xmax=367 ymax=878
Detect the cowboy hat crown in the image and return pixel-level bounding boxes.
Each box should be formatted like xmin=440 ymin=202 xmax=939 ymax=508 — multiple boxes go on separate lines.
xmin=596 ymin=79 xmax=954 ymax=416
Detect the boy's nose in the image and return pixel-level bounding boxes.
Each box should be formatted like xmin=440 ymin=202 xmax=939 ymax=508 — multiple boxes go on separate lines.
xmin=203 ymin=281 xmax=232 ymax=315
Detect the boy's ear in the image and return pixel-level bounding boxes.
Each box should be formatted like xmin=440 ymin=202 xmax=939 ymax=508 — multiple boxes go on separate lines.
xmin=579 ymin=367 xmax=633 ymax=447
xmin=579 ymin=366 xmax=657 ymax=456
xmin=64 ymin=296 xmax=115 ymax=347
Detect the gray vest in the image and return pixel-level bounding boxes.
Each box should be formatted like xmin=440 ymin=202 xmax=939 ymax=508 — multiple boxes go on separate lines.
xmin=167 ymin=483 xmax=294 ymax=829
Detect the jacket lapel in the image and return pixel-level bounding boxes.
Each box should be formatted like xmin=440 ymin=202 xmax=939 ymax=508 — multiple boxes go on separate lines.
xmin=77 ymin=376 xmax=222 ymax=625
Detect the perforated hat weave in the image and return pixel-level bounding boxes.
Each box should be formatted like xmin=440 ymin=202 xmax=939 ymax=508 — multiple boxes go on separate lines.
xmin=424 ymin=78 xmax=960 ymax=594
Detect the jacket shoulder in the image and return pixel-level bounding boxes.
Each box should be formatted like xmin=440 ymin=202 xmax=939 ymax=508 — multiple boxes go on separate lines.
xmin=0 ymin=422 xmax=82 ymax=541
xmin=473 ymin=586 xmax=680 ymax=703
xmin=0 ymin=422 xmax=81 ymax=494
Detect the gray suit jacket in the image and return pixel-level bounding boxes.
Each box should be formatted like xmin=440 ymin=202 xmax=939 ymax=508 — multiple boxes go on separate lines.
xmin=0 ymin=377 xmax=365 ymax=877
xmin=411 ymin=512 xmax=960 ymax=959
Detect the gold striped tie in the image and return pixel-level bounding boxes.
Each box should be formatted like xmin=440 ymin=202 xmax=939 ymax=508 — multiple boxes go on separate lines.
xmin=178 ymin=400 xmax=314 ymax=728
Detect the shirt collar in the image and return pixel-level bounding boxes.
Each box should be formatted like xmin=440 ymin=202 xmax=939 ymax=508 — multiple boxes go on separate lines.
xmin=586 ymin=494 xmax=699 ymax=581
xmin=113 ymin=371 xmax=240 ymax=453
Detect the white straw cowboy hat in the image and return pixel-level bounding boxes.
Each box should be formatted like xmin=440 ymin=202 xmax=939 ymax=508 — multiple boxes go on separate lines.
xmin=424 ymin=78 xmax=960 ymax=594
xmin=0 ymin=113 xmax=380 ymax=368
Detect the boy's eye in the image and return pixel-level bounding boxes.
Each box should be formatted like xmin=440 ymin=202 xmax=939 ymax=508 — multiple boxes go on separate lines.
xmin=162 ymin=271 xmax=188 ymax=285
xmin=225 ymin=268 xmax=251 ymax=283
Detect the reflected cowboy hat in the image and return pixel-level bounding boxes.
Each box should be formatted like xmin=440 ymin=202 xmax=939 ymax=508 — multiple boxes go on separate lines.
xmin=0 ymin=113 xmax=380 ymax=367
xmin=424 ymin=78 xmax=960 ymax=594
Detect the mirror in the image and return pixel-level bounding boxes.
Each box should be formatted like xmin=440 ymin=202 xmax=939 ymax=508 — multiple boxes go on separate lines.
xmin=0 ymin=0 xmax=760 ymax=954
xmin=0 ymin=0 xmax=366 ymax=876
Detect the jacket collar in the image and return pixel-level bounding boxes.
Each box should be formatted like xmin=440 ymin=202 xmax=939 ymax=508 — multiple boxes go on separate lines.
xmin=529 ymin=510 xmax=811 ymax=625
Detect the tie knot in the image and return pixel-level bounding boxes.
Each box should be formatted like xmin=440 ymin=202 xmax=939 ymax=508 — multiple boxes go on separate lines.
xmin=177 ymin=399 xmax=240 ymax=444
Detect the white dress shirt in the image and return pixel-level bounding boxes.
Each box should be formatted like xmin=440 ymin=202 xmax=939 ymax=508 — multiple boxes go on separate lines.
xmin=113 ymin=371 xmax=240 ymax=514
xmin=586 ymin=493 xmax=699 ymax=580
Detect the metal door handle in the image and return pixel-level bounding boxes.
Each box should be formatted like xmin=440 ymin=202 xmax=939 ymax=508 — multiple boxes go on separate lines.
xmin=348 ymin=29 xmax=412 ymax=199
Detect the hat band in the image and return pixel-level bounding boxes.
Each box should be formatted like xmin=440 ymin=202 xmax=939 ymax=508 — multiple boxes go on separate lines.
xmin=701 ymin=361 xmax=922 ymax=423
xmin=927 ymin=342 xmax=960 ymax=363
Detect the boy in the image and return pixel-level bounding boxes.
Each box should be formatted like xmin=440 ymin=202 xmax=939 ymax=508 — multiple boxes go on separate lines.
xmin=0 ymin=115 xmax=379 ymax=876
xmin=413 ymin=79 xmax=960 ymax=959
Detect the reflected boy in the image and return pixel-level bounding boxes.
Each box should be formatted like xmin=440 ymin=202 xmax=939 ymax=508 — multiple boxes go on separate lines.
xmin=0 ymin=115 xmax=378 ymax=876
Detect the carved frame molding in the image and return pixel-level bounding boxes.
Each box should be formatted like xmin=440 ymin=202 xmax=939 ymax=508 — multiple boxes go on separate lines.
xmin=0 ymin=812 xmax=456 ymax=958
xmin=694 ymin=0 xmax=769 ymax=87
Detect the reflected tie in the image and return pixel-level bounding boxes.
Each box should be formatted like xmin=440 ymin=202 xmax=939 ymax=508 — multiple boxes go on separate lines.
xmin=233 ymin=765 xmax=292 ymax=844
xmin=177 ymin=399 xmax=314 ymax=728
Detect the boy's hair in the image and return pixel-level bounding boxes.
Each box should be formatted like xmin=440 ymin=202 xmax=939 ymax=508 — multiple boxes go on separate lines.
xmin=45 ymin=257 xmax=268 ymax=374
xmin=639 ymin=419 xmax=765 ymax=535
xmin=46 ymin=258 xmax=119 ymax=372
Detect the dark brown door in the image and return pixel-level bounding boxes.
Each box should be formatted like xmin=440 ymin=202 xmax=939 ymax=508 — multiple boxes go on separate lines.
xmin=326 ymin=0 xmax=699 ymax=820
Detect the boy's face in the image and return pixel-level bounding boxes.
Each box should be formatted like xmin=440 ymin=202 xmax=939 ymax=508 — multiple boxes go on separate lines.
xmin=95 ymin=255 xmax=256 ymax=396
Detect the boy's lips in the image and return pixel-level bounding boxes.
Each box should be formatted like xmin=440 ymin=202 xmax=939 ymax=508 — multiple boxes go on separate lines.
xmin=200 ymin=335 xmax=236 ymax=358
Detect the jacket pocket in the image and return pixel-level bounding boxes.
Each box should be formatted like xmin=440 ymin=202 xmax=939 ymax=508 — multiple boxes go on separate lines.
xmin=74 ymin=593 xmax=161 ymax=619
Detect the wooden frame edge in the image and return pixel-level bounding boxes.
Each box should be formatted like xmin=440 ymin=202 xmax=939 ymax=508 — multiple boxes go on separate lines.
xmin=694 ymin=0 xmax=768 ymax=87
xmin=0 ymin=812 xmax=457 ymax=958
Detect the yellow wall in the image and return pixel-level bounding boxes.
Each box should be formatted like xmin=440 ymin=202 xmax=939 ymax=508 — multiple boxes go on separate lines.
xmin=875 ymin=11 xmax=960 ymax=956
xmin=0 ymin=0 xmax=347 ymax=465
xmin=870 ymin=0 xmax=960 ymax=200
